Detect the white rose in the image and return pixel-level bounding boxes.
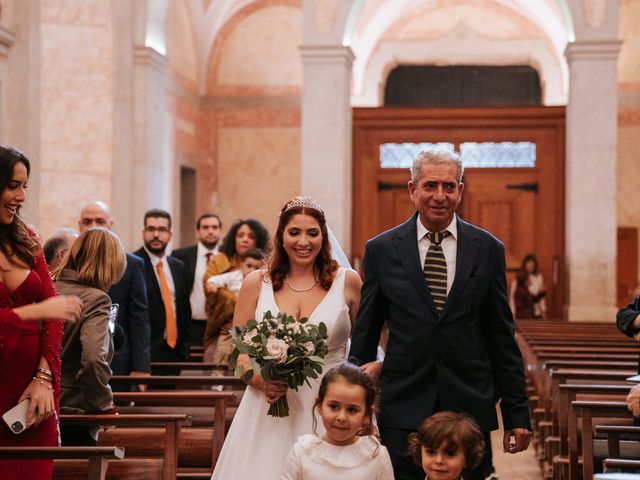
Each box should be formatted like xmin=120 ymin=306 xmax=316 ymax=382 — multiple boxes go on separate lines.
xmin=243 ymin=330 xmax=257 ymax=345
xmin=265 ymin=337 xmax=289 ymax=364
xmin=303 ymin=341 xmax=315 ymax=354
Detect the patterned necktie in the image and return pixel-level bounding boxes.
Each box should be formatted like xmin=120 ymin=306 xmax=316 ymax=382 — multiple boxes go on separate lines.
xmin=424 ymin=231 xmax=451 ymax=314
xmin=156 ymin=261 xmax=177 ymax=348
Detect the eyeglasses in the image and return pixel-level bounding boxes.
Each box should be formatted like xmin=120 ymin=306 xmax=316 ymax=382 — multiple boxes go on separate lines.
xmin=144 ymin=226 xmax=170 ymax=234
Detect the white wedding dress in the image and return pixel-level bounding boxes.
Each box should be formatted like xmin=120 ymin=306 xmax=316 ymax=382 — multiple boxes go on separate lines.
xmin=211 ymin=268 xmax=352 ymax=480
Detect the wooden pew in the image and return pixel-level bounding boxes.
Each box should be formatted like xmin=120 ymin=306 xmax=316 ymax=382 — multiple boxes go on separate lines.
xmin=110 ymin=375 xmax=244 ymax=390
xmin=0 ymin=446 xmax=124 ymax=480
xmin=59 ymin=413 xmax=190 ymax=480
xmin=112 ymin=390 xmax=236 ymax=460
xmin=570 ymin=400 xmax=632 ymax=480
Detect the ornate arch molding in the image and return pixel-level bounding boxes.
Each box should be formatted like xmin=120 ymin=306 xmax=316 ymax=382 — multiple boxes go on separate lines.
xmin=342 ymin=0 xmax=574 ymax=107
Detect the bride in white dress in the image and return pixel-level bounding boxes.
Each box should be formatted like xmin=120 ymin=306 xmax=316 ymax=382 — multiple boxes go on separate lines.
xmin=211 ymin=197 xmax=362 ymax=480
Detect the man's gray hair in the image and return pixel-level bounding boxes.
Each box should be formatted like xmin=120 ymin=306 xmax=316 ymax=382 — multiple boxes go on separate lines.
xmin=410 ymin=148 xmax=464 ymax=184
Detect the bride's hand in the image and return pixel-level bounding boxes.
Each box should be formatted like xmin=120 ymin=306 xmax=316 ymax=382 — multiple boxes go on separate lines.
xmin=263 ymin=380 xmax=288 ymax=404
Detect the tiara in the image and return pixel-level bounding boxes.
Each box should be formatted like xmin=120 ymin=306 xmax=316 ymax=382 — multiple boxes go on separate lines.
xmin=283 ymin=196 xmax=324 ymax=215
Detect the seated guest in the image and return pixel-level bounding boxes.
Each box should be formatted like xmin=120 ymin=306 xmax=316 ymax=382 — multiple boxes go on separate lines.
xmin=203 ymin=248 xmax=263 ymax=363
xmin=135 ymin=209 xmax=191 ymax=362
xmin=54 ymin=227 xmax=126 ymax=445
xmin=627 ymin=384 xmax=640 ymax=417
xmin=203 ymin=219 xmax=269 ymax=363
xmin=43 ymin=227 xmax=78 ymax=272
xmin=616 ymin=295 xmax=640 ymax=374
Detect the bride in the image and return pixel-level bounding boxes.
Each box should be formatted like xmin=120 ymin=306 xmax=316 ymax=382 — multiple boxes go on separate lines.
xmin=211 ymin=197 xmax=362 ymax=479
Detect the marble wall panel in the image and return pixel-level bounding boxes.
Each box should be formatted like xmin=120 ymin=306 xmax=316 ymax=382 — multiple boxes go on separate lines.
xmin=36 ymin=171 xmax=111 ymax=240
xmin=212 ymin=5 xmax=302 ymax=88
xmin=40 ymin=23 xmax=113 ymax=175
xmin=217 ymin=126 xmax=301 ymax=236
xmin=618 ymin=0 xmax=640 ymax=84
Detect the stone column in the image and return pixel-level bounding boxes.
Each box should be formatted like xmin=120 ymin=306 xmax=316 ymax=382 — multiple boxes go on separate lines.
xmin=565 ymin=39 xmax=621 ymax=321
xmin=131 ymin=45 xmax=171 ymax=237
xmin=300 ymin=45 xmax=354 ymax=254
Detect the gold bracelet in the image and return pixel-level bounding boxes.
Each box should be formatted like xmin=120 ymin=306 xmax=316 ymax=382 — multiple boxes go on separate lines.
xmin=34 ymin=373 xmax=53 ymax=382
xmin=36 ymin=367 xmax=53 ymax=377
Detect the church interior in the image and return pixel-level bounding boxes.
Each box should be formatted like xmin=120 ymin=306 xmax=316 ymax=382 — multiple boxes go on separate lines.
xmin=0 ymin=0 xmax=639 ymax=478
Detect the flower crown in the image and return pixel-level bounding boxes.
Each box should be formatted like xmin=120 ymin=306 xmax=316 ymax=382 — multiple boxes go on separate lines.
xmin=283 ymin=196 xmax=324 ymax=215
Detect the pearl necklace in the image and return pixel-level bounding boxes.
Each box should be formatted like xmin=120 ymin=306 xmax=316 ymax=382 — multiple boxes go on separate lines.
xmin=285 ymin=275 xmax=318 ymax=292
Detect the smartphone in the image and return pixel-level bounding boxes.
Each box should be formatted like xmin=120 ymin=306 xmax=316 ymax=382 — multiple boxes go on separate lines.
xmin=2 ymin=399 xmax=30 ymax=434
xmin=108 ymin=303 xmax=120 ymax=334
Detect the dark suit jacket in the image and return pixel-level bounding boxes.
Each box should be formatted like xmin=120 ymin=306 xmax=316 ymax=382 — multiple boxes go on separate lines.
xmin=616 ymin=296 xmax=640 ymax=373
xmin=350 ymin=213 xmax=530 ymax=433
xmin=134 ymin=248 xmax=191 ymax=361
xmin=171 ymin=244 xmax=197 ymax=294
xmin=108 ymin=252 xmax=151 ymax=375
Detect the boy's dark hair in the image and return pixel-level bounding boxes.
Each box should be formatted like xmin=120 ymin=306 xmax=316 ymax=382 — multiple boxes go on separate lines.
xmin=243 ymin=248 xmax=263 ymax=262
xmin=408 ymin=411 xmax=485 ymax=476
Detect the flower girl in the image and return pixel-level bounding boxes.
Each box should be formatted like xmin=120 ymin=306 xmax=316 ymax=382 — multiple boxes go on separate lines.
xmin=408 ymin=411 xmax=485 ymax=480
xmin=280 ymin=363 xmax=394 ymax=480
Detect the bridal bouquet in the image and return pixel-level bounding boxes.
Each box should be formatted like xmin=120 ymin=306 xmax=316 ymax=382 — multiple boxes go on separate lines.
xmin=229 ymin=310 xmax=328 ymax=417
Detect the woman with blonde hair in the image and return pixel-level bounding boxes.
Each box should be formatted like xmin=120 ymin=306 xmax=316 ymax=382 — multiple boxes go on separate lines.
xmin=54 ymin=227 xmax=127 ymax=445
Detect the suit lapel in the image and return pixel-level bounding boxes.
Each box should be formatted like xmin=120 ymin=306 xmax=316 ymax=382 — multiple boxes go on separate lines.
xmin=394 ymin=213 xmax=438 ymax=314
xmin=440 ymin=218 xmax=478 ymax=318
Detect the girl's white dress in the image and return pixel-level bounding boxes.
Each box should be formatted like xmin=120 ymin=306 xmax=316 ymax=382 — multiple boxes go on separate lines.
xmin=280 ymin=434 xmax=395 ymax=480
xmin=211 ymin=268 xmax=352 ymax=479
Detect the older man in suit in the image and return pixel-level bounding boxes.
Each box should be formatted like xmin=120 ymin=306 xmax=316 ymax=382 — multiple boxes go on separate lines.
xmin=350 ymin=148 xmax=531 ymax=480
xmin=171 ymin=213 xmax=222 ymax=347
xmin=135 ymin=209 xmax=191 ymax=362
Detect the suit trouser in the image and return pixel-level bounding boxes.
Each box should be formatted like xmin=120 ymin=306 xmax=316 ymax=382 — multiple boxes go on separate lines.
xmin=379 ymin=426 xmax=492 ymax=480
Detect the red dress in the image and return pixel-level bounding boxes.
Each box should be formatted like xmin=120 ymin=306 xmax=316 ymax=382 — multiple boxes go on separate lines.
xmin=0 ymin=252 xmax=63 ymax=480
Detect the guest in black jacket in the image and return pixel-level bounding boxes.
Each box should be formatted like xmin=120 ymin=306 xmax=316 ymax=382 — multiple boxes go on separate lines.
xmin=171 ymin=213 xmax=222 ymax=347
xmin=134 ymin=209 xmax=191 ymax=362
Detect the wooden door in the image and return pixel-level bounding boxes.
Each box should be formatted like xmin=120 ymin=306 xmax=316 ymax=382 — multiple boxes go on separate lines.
xmin=617 ymin=227 xmax=638 ymax=308
xmin=352 ymin=107 xmax=565 ymax=317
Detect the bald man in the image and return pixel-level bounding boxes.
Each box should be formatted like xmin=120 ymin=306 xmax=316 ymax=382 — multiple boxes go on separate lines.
xmin=78 ymin=201 xmax=151 ymax=383
xmin=44 ymin=227 xmax=79 ymax=272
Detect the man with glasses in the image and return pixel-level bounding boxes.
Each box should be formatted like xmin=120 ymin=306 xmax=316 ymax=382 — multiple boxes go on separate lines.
xmin=135 ymin=209 xmax=191 ymax=362
xmin=78 ymin=201 xmax=151 ymax=386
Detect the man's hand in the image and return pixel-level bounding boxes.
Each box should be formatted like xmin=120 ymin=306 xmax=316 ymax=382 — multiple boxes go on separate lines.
xmin=130 ymin=371 xmax=150 ymax=392
xmin=627 ymin=384 xmax=640 ymax=416
xmin=361 ymin=361 xmax=383 ymax=379
xmin=503 ymin=428 xmax=531 ymax=453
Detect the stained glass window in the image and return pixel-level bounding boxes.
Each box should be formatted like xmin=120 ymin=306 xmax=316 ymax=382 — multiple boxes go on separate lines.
xmin=460 ymin=142 xmax=536 ymax=168
xmin=379 ymin=143 xmax=454 ymax=168
xmin=379 ymin=142 xmax=536 ymax=168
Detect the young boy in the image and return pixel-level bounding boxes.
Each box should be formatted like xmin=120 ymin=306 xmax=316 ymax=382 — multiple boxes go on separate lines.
xmin=205 ymin=248 xmax=263 ymax=296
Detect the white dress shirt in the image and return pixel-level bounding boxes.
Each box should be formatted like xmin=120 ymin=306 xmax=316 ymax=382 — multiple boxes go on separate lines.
xmin=416 ymin=214 xmax=458 ymax=295
xmin=190 ymin=242 xmax=216 ymax=321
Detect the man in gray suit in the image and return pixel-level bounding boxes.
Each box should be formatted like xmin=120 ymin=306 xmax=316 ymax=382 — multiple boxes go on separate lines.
xmin=350 ymin=148 xmax=531 ymax=480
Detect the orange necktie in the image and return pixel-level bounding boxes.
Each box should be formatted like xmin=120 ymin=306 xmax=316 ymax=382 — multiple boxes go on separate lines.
xmin=156 ymin=261 xmax=177 ymax=348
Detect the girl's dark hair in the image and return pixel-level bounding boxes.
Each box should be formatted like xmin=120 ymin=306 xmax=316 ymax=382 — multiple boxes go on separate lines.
xmin=408 ymin=411 xmax=485 ymax=476
xmin=0 ymin=146 xmax=39 ymax=268
xmin=312 ymin=362 xmax=376 ymax=437
xmin=521 ymin=254 xmax=538 ymax=274
xmin=269 ymin=199 xmax=338 ymax=292
xmin=219 ymin=219 xmax=270 ymax=259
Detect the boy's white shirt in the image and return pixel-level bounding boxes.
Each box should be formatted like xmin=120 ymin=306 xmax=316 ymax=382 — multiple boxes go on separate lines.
xmin=206 ymin=270 xmax=244 ymax=296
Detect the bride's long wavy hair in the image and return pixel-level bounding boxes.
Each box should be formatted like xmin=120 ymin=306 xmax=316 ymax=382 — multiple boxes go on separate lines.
xmin=268 ymin=198 xmax=337 ymax=292
xmin=0 ymin=146 xmax=40 ymax=269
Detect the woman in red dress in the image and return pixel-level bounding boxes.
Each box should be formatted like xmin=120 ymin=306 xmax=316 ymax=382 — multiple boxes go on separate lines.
xmin=0 ymin=146 xmax=82 ymax=479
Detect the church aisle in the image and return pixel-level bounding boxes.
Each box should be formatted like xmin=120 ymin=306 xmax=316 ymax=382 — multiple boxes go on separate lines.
xmin=490 ymin=408 xmax=542 ymax=479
